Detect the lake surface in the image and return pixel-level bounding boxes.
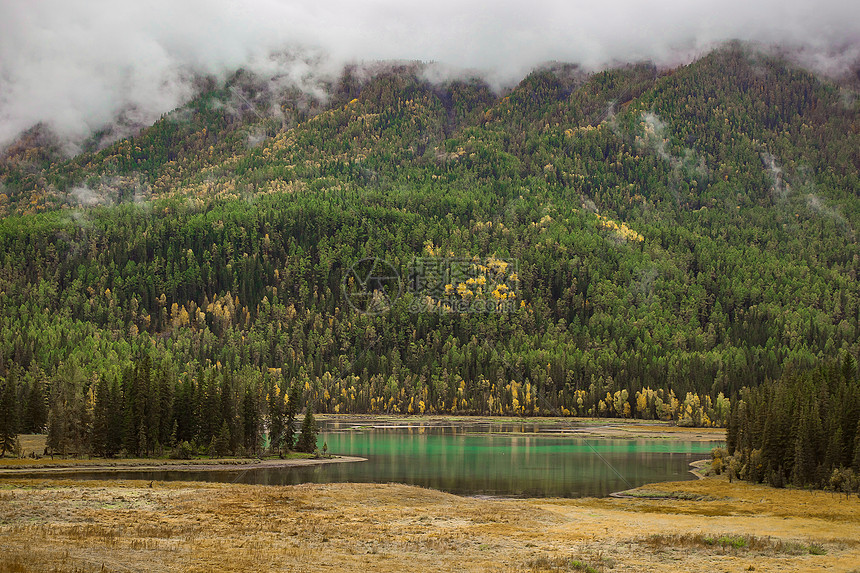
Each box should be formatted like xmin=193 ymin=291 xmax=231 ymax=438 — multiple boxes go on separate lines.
xmin=28 ymin=420 xmax=722 ymax=497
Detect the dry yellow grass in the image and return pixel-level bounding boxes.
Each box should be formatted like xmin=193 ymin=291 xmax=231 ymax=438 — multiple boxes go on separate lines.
xmin=0 ymin=473 xmax=858 ymax=573
xmin=563 ymin=420 xmax=726 ymax=441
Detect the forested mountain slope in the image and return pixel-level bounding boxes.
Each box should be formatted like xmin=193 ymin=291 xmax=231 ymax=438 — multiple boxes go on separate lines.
xmin=0 ymin=44 xmax=858 ymax=451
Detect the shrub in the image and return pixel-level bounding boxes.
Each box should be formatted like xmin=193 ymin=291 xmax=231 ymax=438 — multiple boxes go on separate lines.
xmin=171 ymin=441 xmax=193 ymax=460
xmin=644 ymin=533 xmax=824 ymax=555
xmin=829 ymin=467 xmax=860 ymax=496
xmin=712 ymin=457 xmax=723 ymax=475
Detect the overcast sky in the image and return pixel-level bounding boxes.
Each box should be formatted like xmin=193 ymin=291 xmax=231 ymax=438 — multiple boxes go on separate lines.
xmin=1 ymin=0 xmax=858 ymax=150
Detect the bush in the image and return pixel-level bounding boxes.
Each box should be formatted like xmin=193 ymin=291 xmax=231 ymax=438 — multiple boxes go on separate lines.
xmin=644 ymin=532 xmax=823 ymax=555
xmin=712 ymin=457 xmax=723 ymax=475
xmin=710 ymin=447 xmax=728 ymax=476
xmin=745 ymin=449 xmax=764 ymax=483
xmin=171 ymin=441 xmax=193 ymax=460
xmin=829 ymin=467 xmax=860 ymax=496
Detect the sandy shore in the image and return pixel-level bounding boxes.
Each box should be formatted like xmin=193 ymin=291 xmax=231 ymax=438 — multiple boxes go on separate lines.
xmin=0 ymin=455 xmax=366 ymax=476
xmin=318 ymin=414 xmax=728 ymax=442
xmin=563 ymin=421 xmax=726 ymax=442
xmin=0 ymin=474 xmax=857 ymax=573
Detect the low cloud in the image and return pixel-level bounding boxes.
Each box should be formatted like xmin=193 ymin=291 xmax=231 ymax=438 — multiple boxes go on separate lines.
xmin=637 ymin=112 xmax=708 ymax=178
xmin=1 ymin=0 xmax=858 ymax=151
xmin=806 ymin=191 xmax=851 ymax=233
xmin=762 ymin=152 xmax=790 ymax=200
xmin=68 ymin=175 xmax=151 ymax=207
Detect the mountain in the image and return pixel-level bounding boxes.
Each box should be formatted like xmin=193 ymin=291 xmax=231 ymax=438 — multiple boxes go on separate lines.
xmin=0 ymin=43 xmax=858 ymax=444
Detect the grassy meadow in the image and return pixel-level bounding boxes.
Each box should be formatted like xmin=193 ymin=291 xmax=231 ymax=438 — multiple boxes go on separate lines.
xmin=0 ymin=471 xmax=858 ymax=572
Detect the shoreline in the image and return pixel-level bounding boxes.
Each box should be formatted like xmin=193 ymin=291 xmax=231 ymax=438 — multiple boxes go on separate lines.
xmin=688 ymin=457 xmax=711 ymax=479
xmin=608 ymin=458 xmax=711 ymax=499
xmin=0 ymin=455 xmax=367 ymax=476
xmin=317 ymin=414 xmax=727 ymax=442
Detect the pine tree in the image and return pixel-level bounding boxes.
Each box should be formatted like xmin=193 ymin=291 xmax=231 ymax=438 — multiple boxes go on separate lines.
xmin=853 ymin=423 xmax=860 ymax=472
xmin=219 ymin=371 xmax=235 ymax=446
xmin=842 ymin=352 xmax=856 ymax=383
xmin=726 ymin=403 xmax=738 ymax=455
xmin=24 ymin=376 xmax=47 ymax=433
xmin=156 ymin=364 xmax=174 ymax=449
xmin=242 ymin=385 xmax=260 ymax=455
xmin=121 ymin=366 xmax=137 ymax=455
xmin=89 ymin=377 xmax=123 ymax=457
xmin=137 ymin=424 xmax=148 ymax=458
xmin=213 ymin=421 xmax=231 ymax=457
xmin=92 ymin=377 xmax=112 ymax=457
xmin=146 ymin=366 xmax=161 ymax=454
xmin=47 ymin=361 xmax=89 ymax=456
xmin=0 ymin=376 xmax=18 ymax=457
xmin=268 ymin=380 xmax=284 ymax=454
xmin=198 ymin=369 xmax=221 ymax=445
xmin=169 ymin=420 xmax=178 ymax=448
xmin=296 ymin=401 xmax=318 ymax=454
xmin=791 ymin=414 xmax=815 ymax=487
xmin=824 ymin=427 xmax=843 ymax=478
xmin=284 ymin=379 xmax=300 ymax=451
xmin=108 ymin=380 xmax=124 ymax=455
xmin=123 ymin=358 xmax=152 ymax=457
xmin=173 ymin=376 xmax=195 ymax=444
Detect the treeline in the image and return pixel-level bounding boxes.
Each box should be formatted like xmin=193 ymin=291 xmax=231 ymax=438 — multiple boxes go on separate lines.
xmin=0 ymin=352 xmax=730 ymax=460
xmin=718 ymin=355 xmax=860 ymax=495
xmin=0 ymin=357 xmax=319 ymax=458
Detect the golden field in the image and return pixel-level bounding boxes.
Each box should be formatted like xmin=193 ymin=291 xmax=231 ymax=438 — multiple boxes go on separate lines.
xmin=1 ymin=472 xmax=859 ymax=573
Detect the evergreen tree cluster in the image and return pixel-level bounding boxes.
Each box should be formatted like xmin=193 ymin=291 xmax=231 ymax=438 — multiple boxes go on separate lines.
xmin=724 ymin=355 xmax=860 ymax=494
xmin=0 ymin=367 xmax=46 ymax=454
xmin=0 ymin=356 xmax=318 ymax=458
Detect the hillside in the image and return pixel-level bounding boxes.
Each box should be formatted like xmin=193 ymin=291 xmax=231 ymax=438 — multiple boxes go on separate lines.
xmin=0 ymin=43 xmax=859 ymax=452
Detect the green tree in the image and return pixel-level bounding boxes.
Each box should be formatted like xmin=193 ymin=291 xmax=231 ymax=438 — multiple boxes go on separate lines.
xmin=296 ymin=401 xmax=318 ymax=453
xmin=24 ymin=376 xmax=47 ymax=434
xmin=268 ymin=380 xmax=285 ymax=454
xmin=213 ymin=421 xmax=231 ymax=457
xmin=0 ymin=375 xmax=18 ymax=457
xmin=242 ymin=384 xmax=261 ymax=455
xmin=123 ymin=357 xmax=152 ymax=457
xmin=92 ymin=377 xmax=123 ymax=457
xmin=284 ymin=379 xmax=301 ymax=451
xmin=47 ymin=361 xmax=90 ymax=456
xmin=853 ymin=424 xmax=860 ymax=472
